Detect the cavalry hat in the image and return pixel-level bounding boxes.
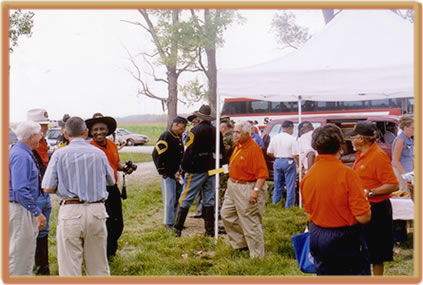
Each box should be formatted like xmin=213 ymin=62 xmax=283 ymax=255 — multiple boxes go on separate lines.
xmin=27 ymin=108 xmax=50 ymax=124
xmin=194 ymin=104 xmax=215 ymax=121
xmin=345 ymin=121 xmax=376 ymax=137
xmin=85 ymin=113 xmax=117 ymax=137
xmin=58 ymin=114 xmax=71 ymax=127
xmin=172 ymin=116 xmax=188 ymax=125
xmin=187 ymin=113 xmax=197 ymax=122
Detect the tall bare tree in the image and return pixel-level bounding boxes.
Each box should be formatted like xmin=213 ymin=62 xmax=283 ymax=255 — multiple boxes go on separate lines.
xmin=188 ymin=9 xmax=242 ymax=117
xmin=123 ymin=10 xmax=199 ymax=127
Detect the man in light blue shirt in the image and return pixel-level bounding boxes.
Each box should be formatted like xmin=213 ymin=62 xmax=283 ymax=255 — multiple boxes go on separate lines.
xmin=9 ymin=121 xmax=46 ymax=276
xmin=42 ymin=117 xmax=114 ymax=276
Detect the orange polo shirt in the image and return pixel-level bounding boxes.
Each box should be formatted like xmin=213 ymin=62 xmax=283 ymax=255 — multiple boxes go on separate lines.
xmin=90 ymin=138 xmax=120 ymax=182
xmin=352 ymin=142 xmax=399 ymax=203
xmin=300 ymin=154 xmax=370 ymax=228
xmin=229 ymin=137 xmax=269 ymax=181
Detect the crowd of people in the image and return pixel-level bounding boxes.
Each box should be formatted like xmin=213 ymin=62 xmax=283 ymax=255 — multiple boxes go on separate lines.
xmin=9 ymin=104 xmax=414 ymax=276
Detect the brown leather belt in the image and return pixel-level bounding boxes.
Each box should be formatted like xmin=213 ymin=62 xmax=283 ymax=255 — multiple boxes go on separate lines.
xmin=60 ymin=200 xmax=104 ymax=205
xmin=230 ymin=178 xmax=256 ymax=185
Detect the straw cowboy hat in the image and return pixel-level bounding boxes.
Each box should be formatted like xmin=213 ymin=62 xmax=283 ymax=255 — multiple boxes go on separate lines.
xmin=27 ymin=108 xmax=50 ymax=124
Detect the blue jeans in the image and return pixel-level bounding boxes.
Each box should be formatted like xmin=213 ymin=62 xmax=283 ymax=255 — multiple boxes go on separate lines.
xmin=178 ymin=173 xmax=215 ymax=209
xmin=37 ymin=194 xmax=51 ymax=238
xmin=161 ymin=177 xmax=178 ymax=225
xmin=273 ymin=158 xmax=296 ymax=208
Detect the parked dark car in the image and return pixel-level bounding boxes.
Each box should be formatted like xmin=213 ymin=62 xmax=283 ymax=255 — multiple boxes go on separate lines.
xmin=262 ymin=114 xmax=400 ymax=180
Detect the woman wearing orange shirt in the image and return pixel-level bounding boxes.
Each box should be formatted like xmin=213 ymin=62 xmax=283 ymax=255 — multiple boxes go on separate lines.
xmin=300 ymin=125 xmax=371 ymax=275
xmin=348 ymin=122 xmax=399 ymax=276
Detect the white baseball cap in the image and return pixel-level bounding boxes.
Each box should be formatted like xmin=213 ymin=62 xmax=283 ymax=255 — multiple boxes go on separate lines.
xmin=27 ymin=108 xmax=50 ymax=124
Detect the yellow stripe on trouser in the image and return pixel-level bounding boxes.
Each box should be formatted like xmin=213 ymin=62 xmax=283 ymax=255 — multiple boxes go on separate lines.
xmin=163 ymin=178 xmax=167 ymax=224
xmin=179 ymin=173 xmax=193 ymax=207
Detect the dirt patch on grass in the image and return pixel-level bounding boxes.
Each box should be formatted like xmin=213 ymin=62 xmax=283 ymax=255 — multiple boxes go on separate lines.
xmin=124 ymin=161 xmax=228 ymax=240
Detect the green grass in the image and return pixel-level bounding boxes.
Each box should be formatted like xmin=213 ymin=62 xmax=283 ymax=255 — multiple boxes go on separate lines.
xmin=45 ymin=179 xmax=414 ymax=276
xmin=118 ymin=123 xmax=167 ymax=146
xmin=119 ymin=152 xmax=153 ymax=164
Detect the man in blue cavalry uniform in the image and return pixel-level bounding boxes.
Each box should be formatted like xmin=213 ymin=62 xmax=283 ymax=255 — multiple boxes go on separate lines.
xmin=152 ymin=116 xmax=188 ymax=229
xmin=173 ymin=105 xmax=226 ymax=237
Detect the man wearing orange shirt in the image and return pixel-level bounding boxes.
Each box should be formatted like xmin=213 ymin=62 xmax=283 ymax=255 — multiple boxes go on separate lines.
xmin=221 ymin=121 xmax=269 ymax=258
xmin=348 ymin=122 xmax=399 ymax=276
xmin=86 ymin=113 xmax=134 ymax=260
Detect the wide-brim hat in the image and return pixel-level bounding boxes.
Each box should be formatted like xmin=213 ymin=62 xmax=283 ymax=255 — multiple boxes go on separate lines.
xmin=193 ymin=104 xmax=215 ymax=121
xmin=187 ymin=113 xmax=196 ymax=122
xmin=85 ymin=113 xmax=117 ymax=137
xmin=58 ymin=114 xmax=71 ymax=127
xmin=27 ymin=108 xmax=50 ymax=124
xmin=345 ymin=121 xmax=376 ymax=137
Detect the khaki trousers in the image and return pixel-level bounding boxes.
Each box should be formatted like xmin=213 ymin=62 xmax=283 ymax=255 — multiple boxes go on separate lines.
xmin=9 ymin=203 xmax=38 ymax=276
xmin=221 ymin=180 xmax=267 ymax=258
xmin=56 ymin=203 xmax=110 ymax=276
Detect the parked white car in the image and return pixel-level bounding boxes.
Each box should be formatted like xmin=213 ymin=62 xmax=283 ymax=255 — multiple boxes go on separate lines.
xmin=46 ymin=127 xmax=62 ymax=147
xmin=108 ymin=128 xmax=150 ymax=146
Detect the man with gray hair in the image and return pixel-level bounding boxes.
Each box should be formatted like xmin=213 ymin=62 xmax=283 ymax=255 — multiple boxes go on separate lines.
xmin=42 ymin=117 xmax=115 ymax=276
xmin=221 ymin=121 xmax=269 ymax=258
xmin=9 ymin=121 xmax=46 ymax=275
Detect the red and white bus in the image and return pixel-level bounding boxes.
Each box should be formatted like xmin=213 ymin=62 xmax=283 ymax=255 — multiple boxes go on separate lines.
xmin=221 ymin=97 xmax=414 ymax=130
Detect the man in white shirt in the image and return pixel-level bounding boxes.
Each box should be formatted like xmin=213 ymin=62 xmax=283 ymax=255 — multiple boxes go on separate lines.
xmin=267 ymin=121 xmax=299 ymax=208
xmin=297 ymin=121 xmax=317 ymax=175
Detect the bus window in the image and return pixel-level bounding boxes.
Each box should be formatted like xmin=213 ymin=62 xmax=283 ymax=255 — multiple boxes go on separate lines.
xmin=271 ymin=102 xmax=280 ymax=112
xmin=251 ymin=101 xmax=269 ymax=114
xmin=302 ymin=100 xmax=316 ymax=112
xmin=341 ymin=101 xmax=365 ymax=110
xmin=221 ymin=101 xmax=247 ymax=115
xmin=407 ymin=98 xmax=414 ymax=114
xmin=369 ymin=99 xmax=390 ymax=108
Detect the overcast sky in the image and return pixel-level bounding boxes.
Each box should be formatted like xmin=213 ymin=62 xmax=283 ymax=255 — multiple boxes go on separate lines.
xmin=9 ymin=9 xmax=325 ymax=123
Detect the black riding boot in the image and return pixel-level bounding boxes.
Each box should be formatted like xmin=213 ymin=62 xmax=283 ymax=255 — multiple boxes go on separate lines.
xmin=34 ymin=235 xmax=50 ymax=275
xmin=202 ymin=206 xmax=215 ymax=237
xmin=173 ymin=206 xmax=189 ymax=237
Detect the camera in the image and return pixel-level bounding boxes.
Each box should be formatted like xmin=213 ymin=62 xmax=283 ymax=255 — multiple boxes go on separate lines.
xmin=123 ymin=160 xmax=137 ymax=174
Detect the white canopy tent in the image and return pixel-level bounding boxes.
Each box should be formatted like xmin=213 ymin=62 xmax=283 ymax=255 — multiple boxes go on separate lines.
xmin=217 ymin=9 xmax=414 ymax=102
xmin=213 ymin=9 xmax=414 ymax=239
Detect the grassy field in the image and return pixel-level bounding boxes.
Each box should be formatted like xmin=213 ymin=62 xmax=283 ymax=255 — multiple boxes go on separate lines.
xmin=44 ymin=178 xmax=414 ymax=277
xmin=118 ymin=122 xmax=167 ymax=146
xmin=119 ymin=152 xmax=152 ymax=164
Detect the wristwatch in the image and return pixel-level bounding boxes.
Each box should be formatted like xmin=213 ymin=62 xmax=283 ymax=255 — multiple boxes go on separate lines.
xmin=368 ymin=190 xmax=374 ymax=197
xmin=253 ymin=187 xmax=260 ymax=192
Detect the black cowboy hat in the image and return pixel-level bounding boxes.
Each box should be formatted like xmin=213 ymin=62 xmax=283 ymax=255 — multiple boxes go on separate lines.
xmin=187 ymin=113 xmax=197 ymax=122
xmin=85 ymin=113 xmax=117 ymax=137
xmin=194 ymin=104 xmax=215 ymax=121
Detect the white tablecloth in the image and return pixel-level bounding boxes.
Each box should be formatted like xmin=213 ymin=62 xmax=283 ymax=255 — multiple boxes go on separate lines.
xmin=390 ymin=197 xmax=414 ymax=220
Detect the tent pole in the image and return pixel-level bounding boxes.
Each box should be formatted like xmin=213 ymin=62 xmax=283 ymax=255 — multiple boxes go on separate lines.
xmin=215 ymin=93 xmax=221 ymax=242
xmin=298 ymin=96 xmax=302 ymax=209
